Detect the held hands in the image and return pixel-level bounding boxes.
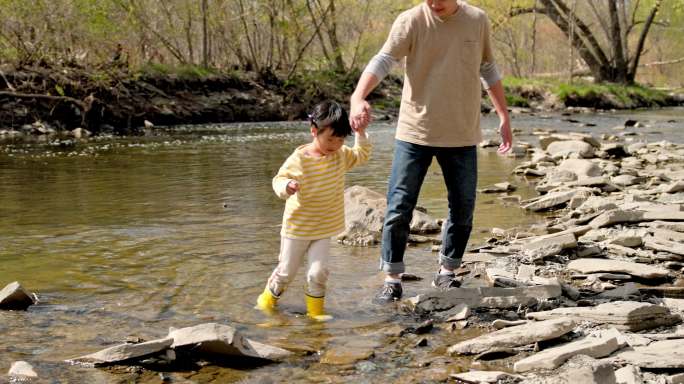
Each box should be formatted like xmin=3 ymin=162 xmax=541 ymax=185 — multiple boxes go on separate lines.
xmin=350 ymin=97 xmax=371 ymax=133
xmin=286 ymin=180 xmax=300 ymax=195
xmin=497 ymin=118 xmax=513 ymax=154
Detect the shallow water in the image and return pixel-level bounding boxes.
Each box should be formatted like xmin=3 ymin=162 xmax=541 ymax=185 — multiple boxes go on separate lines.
xmin=1 ymin=108 xmax=683 ymax=382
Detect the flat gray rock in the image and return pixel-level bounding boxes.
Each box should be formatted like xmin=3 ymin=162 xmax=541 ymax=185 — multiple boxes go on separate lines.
xmin=526 ymin=355 xmax=617 ymax=384
xmin=478 ymin=182 xmax=516 ymax=193
xmin=589 ymin=210 xmax=645 ymax=228
xmin=613 ymin=339 xmax=684 ymax=369
xmin=644 ymin=236 xmax=684 ymax=257
xmin=527 ymin=301 xmax=681 ymax=331
xmin=523 ymin=190 xmax=579 ymax=211
xmin=407 ymin=285 xmax=562 ymax=313
xmin=523 ymin=232 xmax=578 ymax=253
xmin=514 ymin=334 xmax=621 ymax=372
xmin=68 ymin=338 xmax=174 ymax=366
xmin=613 ymin=365 xmax=643 ymax=384
xmin=447 ymin=317 xmax=576 ymax=355
xmin=567 ymin=259 xmax=669 ymax=280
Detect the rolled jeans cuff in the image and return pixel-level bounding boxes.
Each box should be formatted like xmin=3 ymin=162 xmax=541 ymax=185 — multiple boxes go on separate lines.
xmin=439 ymin=253 xmax=462 ymax=270
xmin=380 ymin=260 xmax=405 ymax=274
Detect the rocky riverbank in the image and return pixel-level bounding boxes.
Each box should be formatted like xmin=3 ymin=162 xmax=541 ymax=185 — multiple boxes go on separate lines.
xmin=334 ymin=123 xmax=684 ymax=383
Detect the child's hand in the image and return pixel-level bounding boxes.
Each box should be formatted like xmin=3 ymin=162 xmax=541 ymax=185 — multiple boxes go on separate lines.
xmin=355 ymin=120 xmax=367 ymax=136
xmin=286 ymin=180 xmax=300 ymax=195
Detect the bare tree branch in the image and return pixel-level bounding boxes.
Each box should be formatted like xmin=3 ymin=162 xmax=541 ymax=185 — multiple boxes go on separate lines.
xmin=287 ymin=1 xmax=333 ymax=79
xmin=642 ymin=57 xmax=684 ymax=67
xmin=0 ymin=69 xmax=16 ymax=91
xmin=629 ymin=0 xmax=662 ymax=79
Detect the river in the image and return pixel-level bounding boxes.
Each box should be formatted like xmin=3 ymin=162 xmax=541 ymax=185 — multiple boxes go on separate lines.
xmin=1 ymin=108 xmax=683 ymax=383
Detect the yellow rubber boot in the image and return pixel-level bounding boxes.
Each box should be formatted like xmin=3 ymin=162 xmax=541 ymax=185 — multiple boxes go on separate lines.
xmin=255 ymin=286 xmax=278 ymax=313
xmin=306 ymin=295 xmax=333 ymax=322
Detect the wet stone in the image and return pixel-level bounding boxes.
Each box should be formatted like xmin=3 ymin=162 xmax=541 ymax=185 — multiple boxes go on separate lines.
xmin=8 ymin=361 xmax=38 ymax=378
xmin=0 ymin=281 xmax=36 ymax=310
xmin=319 ymin=339 xmax=381 ymax=365
xmin=68 ymin=338 xmax=174 ymax=366
xmin=169 ymin=323 xmax=293 ymax=361
xmin=451 ymin=370 xmax=522 ymax=383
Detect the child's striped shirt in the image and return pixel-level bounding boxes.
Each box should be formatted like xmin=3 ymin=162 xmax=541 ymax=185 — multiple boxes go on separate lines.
xmin=272 ymin=133 xmax=371 ymax=240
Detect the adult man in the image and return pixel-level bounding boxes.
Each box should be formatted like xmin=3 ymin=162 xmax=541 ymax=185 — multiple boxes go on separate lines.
xmin=350 ymin=0 xmax=513 ymax=302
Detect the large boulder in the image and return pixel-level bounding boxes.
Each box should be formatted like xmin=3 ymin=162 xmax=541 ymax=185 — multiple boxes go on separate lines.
xmin=338 ymin=186 xmax=440 ymax=246
xmin=169 ymin=323 xmax=292 ymax=361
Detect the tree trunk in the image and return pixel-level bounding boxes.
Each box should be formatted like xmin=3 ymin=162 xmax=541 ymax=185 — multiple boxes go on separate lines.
xmin=321 ymin=0 xmax=345 ymax=72
xmin=628 ymin=0 xmax=662 ymax=83
xmin=237 ymin=0 xmax=260 ymax=72
xmin=202 ymin=0 xmax=209 ymax=68
xmin=608 ymin=0 xmax=627 ymax=83
xmin=510 ymin=0 xmax=661 ymax=84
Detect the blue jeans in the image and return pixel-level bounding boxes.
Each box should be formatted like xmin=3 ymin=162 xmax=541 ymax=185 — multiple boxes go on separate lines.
xmin=380 ymin=140 xmax=477 ymax=274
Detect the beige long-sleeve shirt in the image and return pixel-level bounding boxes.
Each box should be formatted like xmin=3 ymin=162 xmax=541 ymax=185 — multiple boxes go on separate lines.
xmin=373 ymin=1 xmax=498 ymax=147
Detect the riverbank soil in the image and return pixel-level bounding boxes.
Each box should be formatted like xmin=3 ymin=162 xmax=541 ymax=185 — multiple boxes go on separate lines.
xmin=0 ymin=64 xmax=397 ymax=135
xmin=0 ymin=63 xmax=681 ymax=135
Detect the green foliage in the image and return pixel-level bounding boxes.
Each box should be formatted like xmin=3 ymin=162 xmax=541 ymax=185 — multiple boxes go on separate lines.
xmin=505 ymin=94 xmax=530 ymax=108
xmin=285 ymin=68 xmax=361 ymax=103
xmin=0 ymin=0 xmax=682 ymax=87
xmin=503 ymin=77 xmax=556 ymax=89
xmin=555 ymin=81 xmax=669 ymax=107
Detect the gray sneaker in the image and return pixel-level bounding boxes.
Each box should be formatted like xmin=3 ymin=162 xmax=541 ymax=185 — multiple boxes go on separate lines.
xmin=432 ymin=273 xmax=461 ymax=289
xmin=374 ymin=282 xmax=403 ymax=303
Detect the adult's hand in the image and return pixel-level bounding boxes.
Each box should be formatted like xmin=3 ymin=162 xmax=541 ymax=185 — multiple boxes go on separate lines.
xmin=350 ymin=98 xmax=372 ymax=132
xmin=497 ymin=118 xmax=513 ymax=154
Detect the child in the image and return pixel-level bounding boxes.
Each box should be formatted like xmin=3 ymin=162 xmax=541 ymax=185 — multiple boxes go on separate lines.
xmin=256 ymin=100 xmax=371 ymax=321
